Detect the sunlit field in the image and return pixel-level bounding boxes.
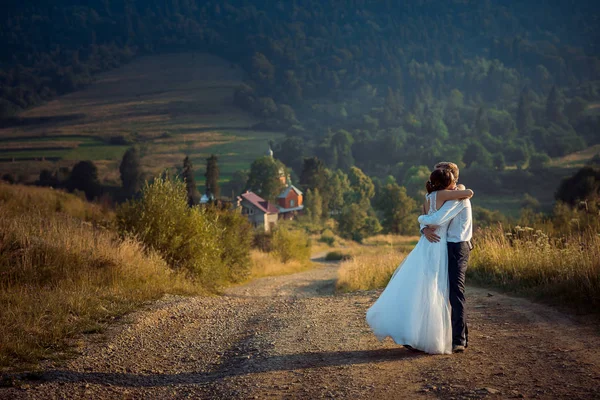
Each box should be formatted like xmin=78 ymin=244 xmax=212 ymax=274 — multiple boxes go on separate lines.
xmin=335 ymin=235 xmax=415 ymax=292
xmin=0 ymin=183 xmax=199 ymax=368
xmin=469 ymin=225 xmax=600 ymax=311
xmin=0 ymin=53 xmax=284 ymax=187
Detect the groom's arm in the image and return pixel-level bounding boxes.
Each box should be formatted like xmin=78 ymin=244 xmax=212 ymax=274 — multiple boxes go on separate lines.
xmin=418 ymin=199 xmax=467 ymax=228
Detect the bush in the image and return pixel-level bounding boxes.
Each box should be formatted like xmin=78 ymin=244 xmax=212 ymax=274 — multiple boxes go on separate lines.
xmin=271 ymin=225 xmax=311 ymax=264
xmin=252 ymin=231 xmax=273 ymax=252
xmin=0 ymin=200 xmax=197 ymax=367
xmin=318 ymin=234 xmax=335 ymax=246
xmin=211 ymin=208 xmax=253 ymax=283
xmin=325 ymin=251 xmax=351 ymax=261
xmin=117 ymin=177 xmax=224 ymax=286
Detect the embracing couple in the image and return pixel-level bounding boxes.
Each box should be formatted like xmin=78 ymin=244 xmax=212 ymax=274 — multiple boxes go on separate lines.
xmin=366 ymin=162 xmax=473 ymax=354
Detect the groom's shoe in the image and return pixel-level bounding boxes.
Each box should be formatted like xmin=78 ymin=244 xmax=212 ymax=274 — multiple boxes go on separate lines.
xmin=452 ymin=345 xmax=466 ymax=353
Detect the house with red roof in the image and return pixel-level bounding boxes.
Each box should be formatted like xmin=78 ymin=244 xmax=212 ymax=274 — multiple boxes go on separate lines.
xmin=277 ymin=184 xmax=304 ymax=220
xmin=238 ymin=191 xmax=279 ymax=232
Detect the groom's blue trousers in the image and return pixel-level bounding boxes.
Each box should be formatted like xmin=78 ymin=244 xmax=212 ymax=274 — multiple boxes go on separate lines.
xmin=448 ymin=242 xmax=470 ymax=347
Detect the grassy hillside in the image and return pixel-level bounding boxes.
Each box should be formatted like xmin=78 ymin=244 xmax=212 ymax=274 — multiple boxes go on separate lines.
xmin=0 ymin=182 xmax=201 ymax=369
xmin=0 ymin=53 xmax=284 ymax=189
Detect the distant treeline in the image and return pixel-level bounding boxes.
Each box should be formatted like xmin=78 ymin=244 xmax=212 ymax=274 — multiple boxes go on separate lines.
xmin=1 ymin=0 xmax=600 ymax=180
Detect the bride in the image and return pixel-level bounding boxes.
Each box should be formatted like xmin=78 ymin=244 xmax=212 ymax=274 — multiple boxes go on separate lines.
xmin=366 ymin=168 xmax=473 ymax=354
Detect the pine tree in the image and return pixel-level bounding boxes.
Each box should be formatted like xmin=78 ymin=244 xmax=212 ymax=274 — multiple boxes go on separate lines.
xmin=516 ymin=88 xmax=534 ymax=135
xmin=473 ymin=106 xmax=489 ymax=137
xmin=183 ymin=156 xmax=200 ymax=206
xmin=205 ymin=154 xmax=220 ymax=198
xmin=545 ymin=85 xmax=564 ymax=124
xmin=304 ymin=188 xmax=323 ymax=223
xmin=68 ymin=161 xmax=101 ymax=200
xmin=119 ymin=147 xmax=142 ymax=197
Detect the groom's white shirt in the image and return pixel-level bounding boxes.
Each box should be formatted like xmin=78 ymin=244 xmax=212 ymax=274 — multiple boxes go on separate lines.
xmin=418 ymin=199 xmax=472 ymax=243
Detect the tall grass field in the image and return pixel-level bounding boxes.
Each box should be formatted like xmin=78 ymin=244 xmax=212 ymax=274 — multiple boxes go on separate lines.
xmin=469 ymin=226 xmax=600 ymax=310
xmin=0 ymin=183 xmax=200 ymax=369
xmin=336 ymin=225 xmax=599 ymax=313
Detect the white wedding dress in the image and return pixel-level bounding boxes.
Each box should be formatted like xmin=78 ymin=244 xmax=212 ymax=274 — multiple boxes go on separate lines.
xmin=366 ymin=191 xmax=452 ymax=354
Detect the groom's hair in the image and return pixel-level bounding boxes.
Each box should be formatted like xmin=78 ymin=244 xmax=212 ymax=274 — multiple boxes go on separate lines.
xmin=435 ymin=162 xmax=459 ymax=181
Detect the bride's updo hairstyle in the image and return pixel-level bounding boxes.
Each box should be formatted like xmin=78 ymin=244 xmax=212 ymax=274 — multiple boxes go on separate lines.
xmin=426 ymin=169 xmax=454 ymax=194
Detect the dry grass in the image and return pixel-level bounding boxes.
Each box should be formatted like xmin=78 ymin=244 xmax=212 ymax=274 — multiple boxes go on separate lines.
xmin=362 ymin=234 xmax=420 ymax=253
xmin=0 ymin=53 xmax=285 ymax=184
xmin=249 ymin=250 xmax=313 ymax=279
xmin=0 ymin=182 xmax=112 ymax=225
xmin=470 ymin=226 xmax=600 ymax=310
xmin=0 ymin=185 xmax=200 ymax=370
xmin=336 ymin=246 xmax=406 ymax=292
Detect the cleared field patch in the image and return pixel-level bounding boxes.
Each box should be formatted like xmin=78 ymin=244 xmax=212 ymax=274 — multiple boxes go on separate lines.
xmin=550 ymin=144 xmax=600 ymax=168
xmin=0 ymin=53 xmax=284 ymax=186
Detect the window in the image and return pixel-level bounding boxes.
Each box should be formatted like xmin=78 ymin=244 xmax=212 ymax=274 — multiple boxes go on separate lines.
xmin=290 ymin=199 xmax=295 ymax=207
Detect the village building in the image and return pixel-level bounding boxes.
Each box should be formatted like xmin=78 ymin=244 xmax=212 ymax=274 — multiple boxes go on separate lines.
xmin=277 ymin=184 xmax=304 ymax=220
xmin=238 ymin=191 xmax=279 ymax=232
xmin=237 ymin=144 xmax=305 ymax=229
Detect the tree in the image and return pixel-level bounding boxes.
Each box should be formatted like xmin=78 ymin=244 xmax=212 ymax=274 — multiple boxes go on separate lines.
xmin=68 ymin=161 xmax=101 ymax=200
xmin=375 ymin=183 xmax=418 ymax=234
xmin=323 ymin=169 xmax=350 ymax=217
xmin=516 ymin=88 xmax=534 ymax=135
xmin=473 ymin=106 xmax=490 ymax=137
xmin=205 ymin=154 xmax=220 ymax=198
xmin=528 ymin=152 xmax=551 ymax=171
xmin=330 ymin=130 xmax=354 ymax=170
xmin=228 ymin=170 xmax=249 ymax=197
xmin=38 ymin=169 xmax=57 ymax=187
xmin=277 ymin=104 xmax=300 ymax=128
xmin=492 ymin=153 xmax=506 ymax=171
xmin=565 ymin=97 xmax=588 ymax=122
xmin=555 ymin=166 xmax=600 ymax=206
xmin=304 ymin=188 xmax=323 ymax=223
xmin=247 ymin=156 xmax=286 ymax=201
xmin=402 ymin=165 xmax=431 ymax=199
xmin=277 ymin=137 xmax=305 ymax=175
xmin=1 ymin=173 xmax=16 ymax=184
xmin=300 ymin=157 xmax=327 ymax=192
xmin=252 ymin=52 xmax=275 ymax=84
xmin=545 ymin=86 xmax=564 ymax=124
xmin=347 ymin=166 xmax=375 ymax=205
xmin=119 ymin=147 xmax=142 ymax=197
xmin=463 ymin=142 xmax=492 ymax=169
xmin=447 ymin=89 xmax=464 ymax=110
xmin=183 ymin=156 xmax=200 ymax=206
xmin=505 ymin=144 xmax=529 ymax=169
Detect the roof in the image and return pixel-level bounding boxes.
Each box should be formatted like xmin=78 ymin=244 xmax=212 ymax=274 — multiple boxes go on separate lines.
xmin=278 ymin=184 xmax=303 ymax=199
xmin=241 ymin=191 xmax=279 ymax=214
xmin=278 ymin=205 xmax=304 ymax=213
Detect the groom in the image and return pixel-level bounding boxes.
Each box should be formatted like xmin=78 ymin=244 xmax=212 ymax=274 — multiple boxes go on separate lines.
xmin=419 ymin=162 xmax=473 ymax=353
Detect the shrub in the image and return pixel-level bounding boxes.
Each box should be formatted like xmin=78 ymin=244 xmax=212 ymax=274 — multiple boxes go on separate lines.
xmin=318 ymin=234 xmax=335 ymax=246
xmin=252 ymin=231 xmax=273 ymax=252
xmin=117 ymin=177 xmax=224 ymax=286
xmin=271 ymin=225 xmax=311 ymax=264
xmin=0 ymin=203 xmax=197 ymax=368
xmin=211 ymin=208 xmax=253 ymax=283
xmin=325 ymin=251 xmax=351 ymax=261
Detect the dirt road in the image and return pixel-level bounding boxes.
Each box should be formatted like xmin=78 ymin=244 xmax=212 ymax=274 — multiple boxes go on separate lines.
xmin=2 ymin=259 xmax=600 ymax=399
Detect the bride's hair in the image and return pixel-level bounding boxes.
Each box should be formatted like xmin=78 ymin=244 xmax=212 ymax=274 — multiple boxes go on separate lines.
xmin=426 ymin=168 xmax=454 ymax=194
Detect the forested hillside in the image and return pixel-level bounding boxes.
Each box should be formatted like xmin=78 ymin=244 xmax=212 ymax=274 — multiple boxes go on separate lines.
xmin=1 ymin=0 xmax=599 ymax=192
